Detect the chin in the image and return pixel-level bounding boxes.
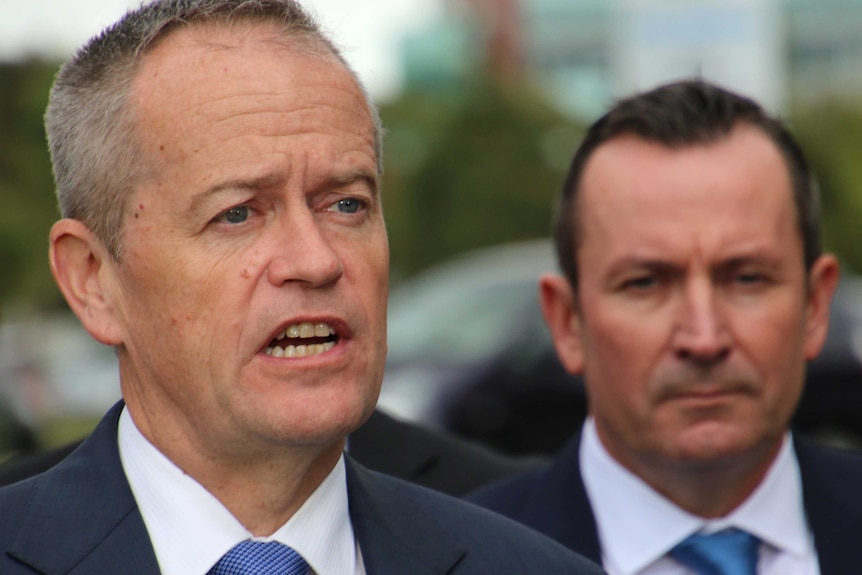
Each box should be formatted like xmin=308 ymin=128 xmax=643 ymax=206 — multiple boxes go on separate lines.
xmin=672 ymin=426 xmax=767 ymax=465
xmin=278 ymin=394 xmax=376 ymax=444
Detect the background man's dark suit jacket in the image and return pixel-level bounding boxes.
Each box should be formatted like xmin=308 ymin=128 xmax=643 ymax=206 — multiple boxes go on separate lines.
xmin=0 ymin=409 xmax=542 ymax=495
xmin=469 ymin=432 xmax=862 ymax=575
xmin=0 ymin=403 xmax=600 ymax=574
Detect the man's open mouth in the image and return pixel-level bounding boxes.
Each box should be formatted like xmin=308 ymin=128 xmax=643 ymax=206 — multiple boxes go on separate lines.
xmin=264 ymin=322 xmax=339 ymax=358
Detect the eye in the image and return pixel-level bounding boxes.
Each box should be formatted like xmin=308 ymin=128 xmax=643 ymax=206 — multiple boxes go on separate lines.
xmin=217 ymin=205 xmax=250 ymax=224
xmin=734 ymin=272 xmax=767 ymax=286
xmin=622 ymin=275 xmax=658 ymax=291
xmin=330 ymin=198 xmax=366 ymax=214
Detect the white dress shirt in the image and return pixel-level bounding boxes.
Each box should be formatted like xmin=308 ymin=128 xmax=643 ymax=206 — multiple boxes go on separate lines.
xmin=580 ymin=417 xmax=819 ymax=575
xmin=117 ymin=407 xmax=366 ymax=575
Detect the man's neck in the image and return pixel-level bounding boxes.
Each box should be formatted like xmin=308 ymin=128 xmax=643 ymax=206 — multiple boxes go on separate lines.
xmin=598 ymin=428 xmax=784 ymax=518
xmin=124 ymin=398 xmax=346 ymax=535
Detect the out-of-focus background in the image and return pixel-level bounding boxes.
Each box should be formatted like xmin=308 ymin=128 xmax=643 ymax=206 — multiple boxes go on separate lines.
xmin=3 ymin=0 xmax=862 ymax=462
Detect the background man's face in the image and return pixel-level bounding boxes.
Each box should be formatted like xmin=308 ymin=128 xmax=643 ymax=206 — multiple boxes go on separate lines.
xmin=566 ymin=125 xmax=834 ymax=475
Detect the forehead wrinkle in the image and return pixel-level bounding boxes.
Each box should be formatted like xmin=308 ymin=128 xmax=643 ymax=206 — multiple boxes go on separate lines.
xmin=187 ymin=173 xmax=283 ymax=216
xmin=201 ymin=89 xmax=373 ymax=139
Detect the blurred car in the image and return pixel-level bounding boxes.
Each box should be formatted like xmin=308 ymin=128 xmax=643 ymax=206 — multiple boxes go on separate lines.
xmin=0 ymin=313 xmax=121 ymax=463
xmin=378 ymin=239 xmax=862 ymax=456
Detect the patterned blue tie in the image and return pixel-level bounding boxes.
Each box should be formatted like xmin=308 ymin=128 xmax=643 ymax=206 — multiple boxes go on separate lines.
xmin=670 ymin=528 xmax=759 ymax=575
xmin=208 ymin=540 xmax=310 ymax=575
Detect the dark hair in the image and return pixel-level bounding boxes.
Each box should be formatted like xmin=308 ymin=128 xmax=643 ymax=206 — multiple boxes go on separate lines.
xmin=553 ymin=79 xmax=821 ymax=290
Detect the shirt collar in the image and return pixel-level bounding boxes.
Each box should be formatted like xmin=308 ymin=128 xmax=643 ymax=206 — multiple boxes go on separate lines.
xmin=118 ymin=406 xmax=359 ymax=575
xmin=580 ymin=417 xmax=809 ymax=575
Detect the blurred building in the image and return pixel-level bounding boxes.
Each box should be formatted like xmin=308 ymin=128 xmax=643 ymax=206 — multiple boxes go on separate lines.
xmin=402 ymin=0 xmax=862 ymax=120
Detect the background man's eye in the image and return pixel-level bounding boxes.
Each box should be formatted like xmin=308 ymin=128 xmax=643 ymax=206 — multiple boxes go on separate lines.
xmin=336 ymin=198 xmax=361 ymax=214
xmin=223 ymin=206 xmax=249 ymax=223
xmin=625 ymin=276 xmax=657 ymax=290
xmin=736 ymin=273 xmax=764 ymax=285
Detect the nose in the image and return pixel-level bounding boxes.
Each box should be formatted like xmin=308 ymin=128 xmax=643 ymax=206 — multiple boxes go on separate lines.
xmin=266 ymin=209 xmax=343 ymax=288
xmin=672 ymin=279 xmax=731 ymax=365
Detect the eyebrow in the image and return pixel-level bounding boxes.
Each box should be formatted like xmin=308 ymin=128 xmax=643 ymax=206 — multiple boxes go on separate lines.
xmin=606 ymin=257 xmax=678 ymax=278
xmin=186 ymin=169 xmax=379 ymax=217
xmin=187 ymin=173 xmax=282 ymax=218
xmin=326 ymin=171 xmax=379 ymax=195
xmin=714 ymin=255 xmax=784 ymax=273
xmin=607 ymin=252 xmax=784 ymax=278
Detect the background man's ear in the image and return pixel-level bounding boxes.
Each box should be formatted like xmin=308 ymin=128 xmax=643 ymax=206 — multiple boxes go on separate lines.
xmin=538 ymin=273 xmax=585 ymax=375
xmin=804 ymin=253 xmax=840 ymax=361
xmin=49 ymin=219 xmax=124 ymax=346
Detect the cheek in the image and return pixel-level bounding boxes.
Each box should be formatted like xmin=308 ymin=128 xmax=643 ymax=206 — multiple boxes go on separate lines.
xmin=119 ymin=241 xmax=233 ymax=344
xmin=579 ymin=305 xmax=673 ymax=423
xmin=581 ymin=327 xmax=652 ymax=419
xmin=581 ymin=305 xmax=666 ymax=379
xmin=733 ymin=303 xmax=808 ymax=387
xmin=348 ymin=232 xmax=389 ymax=314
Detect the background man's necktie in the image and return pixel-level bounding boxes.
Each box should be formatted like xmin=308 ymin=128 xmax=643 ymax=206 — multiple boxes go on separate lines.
xmin=209 ymin=540 xmax=310 ymax=575
xmin=669 ymin=528 xmax=759 ymax=575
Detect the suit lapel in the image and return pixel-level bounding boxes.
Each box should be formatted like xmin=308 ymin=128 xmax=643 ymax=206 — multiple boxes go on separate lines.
xmin=517 ymin=435 xmax=603 ymax=563
xmin=8 ymin=401 xmax=160 ymax=574
xmin=795 ymin=435 xmax=862 ymax=575
xmin=345 ymin=458 xmax=466 ymax=575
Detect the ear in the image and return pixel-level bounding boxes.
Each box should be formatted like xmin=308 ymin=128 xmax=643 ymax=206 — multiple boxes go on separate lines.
xmin=539 ymin=273 xmax=585 ymax=375
xmin=803 ymin=254 xmax=840 ymax=361
xmin=49 ymin=219 xmax=124 ymax=347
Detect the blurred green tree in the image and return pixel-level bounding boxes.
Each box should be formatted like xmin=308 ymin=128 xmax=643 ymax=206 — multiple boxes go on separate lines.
xmin=380 ymin=77 xmax=584 ymax=281
xmin=0 ymin=60 xmax=64 ymax=317
xmin=793 ymin=102 xmax=862 ymax=274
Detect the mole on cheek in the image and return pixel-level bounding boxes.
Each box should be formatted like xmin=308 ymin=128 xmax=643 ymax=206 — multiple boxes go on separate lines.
xmin=240 ymin=269 xmax=251 ymax=279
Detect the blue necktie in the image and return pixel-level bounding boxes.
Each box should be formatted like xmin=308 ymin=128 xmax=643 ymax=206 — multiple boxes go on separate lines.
xmin=208 ymin=540 xmax=310 ymax=575
xmin=670 ymin=528 xmax=759 ymax=575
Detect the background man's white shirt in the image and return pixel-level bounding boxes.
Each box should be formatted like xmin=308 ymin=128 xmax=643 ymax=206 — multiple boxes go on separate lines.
xmin=580 ymin=417 xmax=819 ymax=575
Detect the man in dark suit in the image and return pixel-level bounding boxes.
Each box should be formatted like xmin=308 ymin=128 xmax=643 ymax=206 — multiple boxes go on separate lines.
xmin=0 ymin=2 xmax=604 ymax=573
xmin=471 ymin=80 xmax=862 ymax=574
xmin=0 ymin=407 xmax=543 ymax=495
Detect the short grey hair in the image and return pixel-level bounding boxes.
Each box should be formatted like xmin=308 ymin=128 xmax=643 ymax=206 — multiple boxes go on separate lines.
xmin=45 ymin=0 xmax=384 ymax=259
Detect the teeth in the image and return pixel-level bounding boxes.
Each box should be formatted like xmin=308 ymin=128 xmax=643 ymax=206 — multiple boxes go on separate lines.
xmin=264 ymin=340 xmax=336 ymax=358
xmin=275 ymin=322 xmax=335 ymax=341
xmin=299 ymin=324 xmax=315 ymax=338
xmin=266 ymin=322 xmax=337 ymax=358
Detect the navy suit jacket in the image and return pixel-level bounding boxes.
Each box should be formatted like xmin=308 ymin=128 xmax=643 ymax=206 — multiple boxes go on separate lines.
xmin=0 ymin=402 xmax=603 ymax=574
xmin=469 ymin=432 xmax=862 ymax=575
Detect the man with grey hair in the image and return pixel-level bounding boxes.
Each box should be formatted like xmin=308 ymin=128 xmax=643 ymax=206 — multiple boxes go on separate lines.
xmin=0 ymin=1 xmax=605 ymax=573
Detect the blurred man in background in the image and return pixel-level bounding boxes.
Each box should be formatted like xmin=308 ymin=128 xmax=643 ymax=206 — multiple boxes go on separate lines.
xmin=471 ymin=79 xmax=862 ymax=574
xmin=0 ymin=1 xmax=604 ymax=573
